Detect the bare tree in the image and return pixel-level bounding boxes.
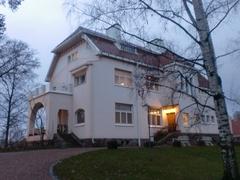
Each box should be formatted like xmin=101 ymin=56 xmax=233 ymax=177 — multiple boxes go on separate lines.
xmin=65 ymin=0 xmax=240 ymax=179
xmin=0 ymin=39 xmax=39 ymax=148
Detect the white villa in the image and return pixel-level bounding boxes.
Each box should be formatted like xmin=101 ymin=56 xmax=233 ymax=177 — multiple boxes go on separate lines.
xmin=26 ymin=24 xmax=219 ymax=146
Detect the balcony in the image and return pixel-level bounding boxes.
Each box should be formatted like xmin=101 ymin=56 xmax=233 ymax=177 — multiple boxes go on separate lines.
xmin=30 ymin=83 xmax=73 ymax=98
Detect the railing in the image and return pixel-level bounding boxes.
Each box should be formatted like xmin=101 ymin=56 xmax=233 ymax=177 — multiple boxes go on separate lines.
xmin=30 ymin=83 xmax=73 ymax=98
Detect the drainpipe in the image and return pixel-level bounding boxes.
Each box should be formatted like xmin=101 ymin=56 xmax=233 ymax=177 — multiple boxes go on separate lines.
xmin=148 ymin=106 xmax=151 ymax=142
xmin=135 ymin=63 xmax=141 ymax=147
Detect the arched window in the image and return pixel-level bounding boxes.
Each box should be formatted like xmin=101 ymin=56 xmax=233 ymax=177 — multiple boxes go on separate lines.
xmin=75 ymin=109 xmax=85 ymax=124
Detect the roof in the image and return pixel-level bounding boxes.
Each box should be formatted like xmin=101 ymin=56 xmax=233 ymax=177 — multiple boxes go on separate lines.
xmin=46 ymin=26 xmax=209 ymax=89
xmin=231 ymin=118 xmax=240 ymax=136
xmin=198 ymin=74 xmax=209 ymax=89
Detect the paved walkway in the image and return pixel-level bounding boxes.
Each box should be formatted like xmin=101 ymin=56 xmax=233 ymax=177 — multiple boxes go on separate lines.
xmin=0 ymin=148 xmax=98 ymax=180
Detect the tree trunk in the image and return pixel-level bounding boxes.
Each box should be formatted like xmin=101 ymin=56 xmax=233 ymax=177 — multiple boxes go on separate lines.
xmin=192 ymin=0 xmax=239 ymax=179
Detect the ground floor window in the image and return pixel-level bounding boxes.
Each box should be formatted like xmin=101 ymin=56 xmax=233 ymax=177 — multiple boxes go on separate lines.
xmin=182 ymin=113 xmax=189 ymax=127
xmin=149 ymin=108 xmax=161 ymax=126
xmin=115 ymin=103 xmax=133 ymax=124
xmin=75 ymin=109 xmax=85 ymax=124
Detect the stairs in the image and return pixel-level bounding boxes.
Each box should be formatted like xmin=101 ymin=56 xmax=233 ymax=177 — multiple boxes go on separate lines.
xmin=156 ymin=131 xmax=181 ymax=145
xmin=53 ymin=133 xmax=81 ymax=148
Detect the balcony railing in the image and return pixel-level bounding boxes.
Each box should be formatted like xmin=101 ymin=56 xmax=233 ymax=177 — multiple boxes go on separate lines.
xmin=30 ymin=83 xmax=73 ymax=98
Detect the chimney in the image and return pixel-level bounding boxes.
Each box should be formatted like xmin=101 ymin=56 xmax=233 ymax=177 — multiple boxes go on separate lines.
xmin=148 ymin=38 xmax=165 ymax=54
xmin=106 ymin=24 xmax=122 ymax=40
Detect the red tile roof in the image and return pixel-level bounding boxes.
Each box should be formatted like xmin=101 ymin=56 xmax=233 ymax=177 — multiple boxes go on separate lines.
xmin=198 ymin=74 xmax=209 ymax=89
xmin=88 ymin=34 xmax=174 ymax=67
xmin=231 ymin=119 xmax=240 ymax=136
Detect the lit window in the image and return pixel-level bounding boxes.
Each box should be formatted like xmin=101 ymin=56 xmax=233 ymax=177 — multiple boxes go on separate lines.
xmin=74 ymin=70 xmax=86 ymax=87
xmin=182 ymin=113 xmax=189 ymax=127
xmin=146 ymin=75 xmax=159 ymax=91
xmin=115 ymin=103 xmax=133 ymax=124
xmin=149 ymin=108 xmax=161 ymax=126
xmin=75 ymin=109 xmax=85 ymax=124
xmin=115 ymin=69 xmax=132 ymax=87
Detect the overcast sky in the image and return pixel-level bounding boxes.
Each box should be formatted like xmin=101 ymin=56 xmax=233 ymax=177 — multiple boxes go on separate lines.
xmin=1 ymin=0 xmax=239 ymax=114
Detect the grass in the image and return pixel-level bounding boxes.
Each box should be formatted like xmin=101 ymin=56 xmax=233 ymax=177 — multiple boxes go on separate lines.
xmin=54 ymin=146 xmax=240 ymax=180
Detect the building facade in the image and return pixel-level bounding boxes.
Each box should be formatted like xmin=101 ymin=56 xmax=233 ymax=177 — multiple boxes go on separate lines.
xmin=26 ymin=24 xmax=219 ymax=146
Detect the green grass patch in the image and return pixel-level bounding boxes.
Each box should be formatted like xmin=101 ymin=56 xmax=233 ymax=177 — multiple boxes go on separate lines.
xmin=54 ymin=147 xmax=240 ymax=180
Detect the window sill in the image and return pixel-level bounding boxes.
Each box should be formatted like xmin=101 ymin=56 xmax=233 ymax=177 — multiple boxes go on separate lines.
xmin=115 ymin=123 xmax=134 ymax=127
xmin=149 ymin=125 xmax=163 ymax=128
xmin=114 ymin=84 xmax=133 ymax=89
xmin=75 ymin=123 xmax=85 ymax=127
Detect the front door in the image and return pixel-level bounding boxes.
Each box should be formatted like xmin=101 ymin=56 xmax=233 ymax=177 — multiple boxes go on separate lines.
xmin=167 ymin=112 xmax=176 ymax=132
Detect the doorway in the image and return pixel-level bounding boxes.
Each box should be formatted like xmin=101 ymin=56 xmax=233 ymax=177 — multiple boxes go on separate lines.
xmin=167 ymin=112 xmax=176 ymax=132
xmin=57 ymin=109 xmax=68 ymax=134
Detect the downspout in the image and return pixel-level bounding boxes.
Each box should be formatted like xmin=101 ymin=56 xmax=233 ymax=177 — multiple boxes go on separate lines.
xmin=135 ymin=63 xmax=141 ymax=147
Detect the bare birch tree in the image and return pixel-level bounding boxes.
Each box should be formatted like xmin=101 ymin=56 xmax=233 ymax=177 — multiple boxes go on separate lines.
xmin=65 ymin=0 xmax=240 ymax=179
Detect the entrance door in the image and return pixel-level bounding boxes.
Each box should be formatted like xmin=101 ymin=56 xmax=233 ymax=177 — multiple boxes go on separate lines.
xmin=58 ymin=110 xmax=68 ymax=134
xmin=167 ymin=112 xmax=176 ymax=132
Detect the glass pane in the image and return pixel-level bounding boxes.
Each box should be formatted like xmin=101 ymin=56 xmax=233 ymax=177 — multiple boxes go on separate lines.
xmin=115 ymin=112 xmax=120 ymax=123
xmin=121 ymin=112 xmax=126 ymax=124
xmin=127 ymin=113 xmax=132 ymax=124
xmin=157 ymin=115 xmax=160 ymax=125
xmin=115 ymin=103 xmax=131 ymax=111
xmin=152 ymin=115 xmax=156 ymax=125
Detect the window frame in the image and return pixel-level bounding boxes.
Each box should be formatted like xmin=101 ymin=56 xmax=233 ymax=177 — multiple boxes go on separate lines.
xmin=114 ymin=69 xmax=133 ymax=88
xmin=149 ymin=108 xmax=162 ymax=127
xmin=115 ymin=103 xmax=133 ymax=126
xmin=75 ymin=109 xmax=85 ymax=125
xmin=74 ymin=70 xmax=86 ymax=87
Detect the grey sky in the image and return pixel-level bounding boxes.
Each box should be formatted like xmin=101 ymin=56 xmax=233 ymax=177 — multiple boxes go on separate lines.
xmin=1 ymin=0 xmax=239 ymax=114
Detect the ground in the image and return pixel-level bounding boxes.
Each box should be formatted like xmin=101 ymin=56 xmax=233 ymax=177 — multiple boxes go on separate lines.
xmin=0 ymin=148 xmax=96 ymax=180
xmin=54 ymin=146 xmax=240 ymax=180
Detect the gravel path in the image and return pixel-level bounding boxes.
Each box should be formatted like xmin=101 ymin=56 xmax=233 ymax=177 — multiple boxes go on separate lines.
xmin=0 ymin=148 xmax=98 ymax=180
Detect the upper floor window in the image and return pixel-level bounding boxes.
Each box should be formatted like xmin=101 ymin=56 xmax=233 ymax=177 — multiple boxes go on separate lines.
xmin=115 ymin=103 xmax=133 ymax=124
xmin=75 ymin=109 xmax=85 ymax=124
xmin=115 ymin=69 xmax=132 ymax=87
xmin=120 ymin=44 xmax=136 ymax=54
xmin=68 ymin=51 xmax=79 ymax=63
xmin=74 ymin=70 xmax=86 ymax=87
xmin=146 ymin=75 xmax=159 ymax=91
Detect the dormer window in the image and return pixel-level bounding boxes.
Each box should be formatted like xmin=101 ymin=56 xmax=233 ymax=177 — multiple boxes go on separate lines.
xmin=68 ymin=51 xmax=79 ymax=63
xmin=120 ymin=44 xmax=136 ymax=54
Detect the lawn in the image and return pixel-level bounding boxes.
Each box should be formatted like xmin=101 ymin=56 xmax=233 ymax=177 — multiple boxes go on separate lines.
xmin=54 ymin=146 xmax=240 ymax=180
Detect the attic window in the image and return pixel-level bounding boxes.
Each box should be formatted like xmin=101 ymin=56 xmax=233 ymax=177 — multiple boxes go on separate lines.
xmin=68 ymin=51 xmax=79 ymax=63
xmin=120 ymin=44 xmax=136 ymax=54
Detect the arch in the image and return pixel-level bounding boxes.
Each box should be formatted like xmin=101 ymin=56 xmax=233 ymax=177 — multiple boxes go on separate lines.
xmin=29 ymin=102 xmax=46 ymax=136
xmin=75 ymin=109 xmax=85 ymax=124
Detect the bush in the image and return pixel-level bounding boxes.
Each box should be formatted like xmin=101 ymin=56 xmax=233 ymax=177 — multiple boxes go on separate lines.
xmin=144 ymin=141 xmax=155 ymax=148
xmin=107 ymin=140 xmax=118 ymax=149
xmin=197 ymin=140 xmax=205 ymax=146
xmin=172 ymin=140 xmax=181 ymax=147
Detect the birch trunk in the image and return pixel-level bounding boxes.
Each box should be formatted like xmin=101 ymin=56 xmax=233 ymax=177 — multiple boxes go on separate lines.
xmin=192 ymin=0 xmax=239 ymax=179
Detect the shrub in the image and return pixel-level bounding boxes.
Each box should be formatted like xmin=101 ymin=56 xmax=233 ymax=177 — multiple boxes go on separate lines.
xmin=172 ymin=140 xmax=181 ymax=147
xmin=144 ymin=141 xmax=155 ymax=148
xmin=197 ymin=140 xmax=205 ymax=146
xmin=107 ymin=140 xmax=118 ymax=149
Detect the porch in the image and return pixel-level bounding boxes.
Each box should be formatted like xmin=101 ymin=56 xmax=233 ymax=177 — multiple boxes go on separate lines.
xmin=26 ymin=83 xmax=73 ymax=142
xmin=147 ymin=105 xmax=179 ymax=141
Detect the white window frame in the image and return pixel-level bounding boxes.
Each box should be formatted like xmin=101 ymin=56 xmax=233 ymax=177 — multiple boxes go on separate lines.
xmin=149 ymin=108 xmax=162 ymax=127
xmin=75 ymin=109 xmax=85 ymax=125
xmin=114 ymin=69 xmax=133 ymax=88
xmin=74 ymin=70 xmax=86 ymax=87
xmin=115 ymin=103 xmax=133 ymax=125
